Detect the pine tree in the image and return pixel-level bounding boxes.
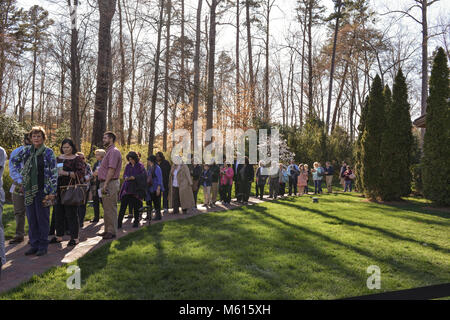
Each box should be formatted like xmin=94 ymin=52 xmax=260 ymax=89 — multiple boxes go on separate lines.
xmin=360 ymin=74 xmax=385 ymax=199
xmin=380 ymin=70 xmax=413 ymax=200
xmin=355 ymin=97 xmax=368 ymax=193
xmin=422 ymin=47 xmax=450 ymax=206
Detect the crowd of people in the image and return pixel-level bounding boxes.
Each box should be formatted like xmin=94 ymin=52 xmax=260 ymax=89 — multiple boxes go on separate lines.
xmin=0 ymin=126 xmax=356 ymax=277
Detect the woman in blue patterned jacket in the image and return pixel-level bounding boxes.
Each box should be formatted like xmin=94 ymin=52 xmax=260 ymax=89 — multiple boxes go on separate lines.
xmin=10 ymin=127 xmax=58 ymax=257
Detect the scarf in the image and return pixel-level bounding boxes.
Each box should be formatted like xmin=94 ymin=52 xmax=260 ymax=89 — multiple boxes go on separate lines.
xmin=22 ymin=144 xmax=47 ymax=206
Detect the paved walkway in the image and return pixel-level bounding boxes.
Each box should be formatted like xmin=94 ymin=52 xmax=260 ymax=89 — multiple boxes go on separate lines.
xmin=0 ymin=195 xmax=274 ymax=294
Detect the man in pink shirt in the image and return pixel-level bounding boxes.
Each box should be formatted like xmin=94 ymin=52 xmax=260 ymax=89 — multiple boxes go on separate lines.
xmin=97 ymin=131 xmax=122 ymax=239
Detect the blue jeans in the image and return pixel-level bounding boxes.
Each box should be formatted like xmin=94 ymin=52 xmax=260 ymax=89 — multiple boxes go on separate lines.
xmin=314 ymin=180 xmax=322 ymax=194
xmin=344 ymin=180 xmax=352 ymax=192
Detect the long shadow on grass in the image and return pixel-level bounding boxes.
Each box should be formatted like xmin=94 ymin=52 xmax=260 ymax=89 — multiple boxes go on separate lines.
xmin=248 ymin=202 xmax=450 ymax=286
xmin=173 ymin=210 xmax=370 ymax=299
xmin=308 ymin=194 xmax=450 ymax=227
xmin=365 ymin=206 xmax=450 ymax=228
xmin=364 ymin=202 xmax=450 ymax=221
xmin=338 ymin=192 xmax=450 ymax=220
xmin=276 ymin=199 xmax=450 ymax=255
xmin=75 ymin=217 xmax=302 ymax=299
xmin=70 ymin=210 xmax=364 ymax=299
xmin=182 ymin=204 xmax=449 ymax=298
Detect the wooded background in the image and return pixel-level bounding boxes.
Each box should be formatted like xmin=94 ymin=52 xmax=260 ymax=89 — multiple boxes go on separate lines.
xmin=0 ymin=0 xmax=448 ymax=156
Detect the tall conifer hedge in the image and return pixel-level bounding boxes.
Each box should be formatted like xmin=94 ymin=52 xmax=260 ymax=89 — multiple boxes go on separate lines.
xmin=360 ymin=75 xmax=385 ymax=199
xmin=422 ymin=48 xmax=450 ymax=206
xmin=380 ymin=70 xmax=413 ymax=200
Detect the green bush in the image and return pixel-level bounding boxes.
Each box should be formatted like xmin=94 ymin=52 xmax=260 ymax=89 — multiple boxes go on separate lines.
xmin=0 ymin=113 xmax=26 ymax=155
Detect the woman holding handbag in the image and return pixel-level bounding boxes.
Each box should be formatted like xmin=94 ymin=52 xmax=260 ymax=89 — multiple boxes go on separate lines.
xmin=342 ymin=165 xmax=354 ymax=192
xmin=118 ymin=152 xmax=147 ymax=228
xmin=50 ymin=139 xmax=85 ymax=247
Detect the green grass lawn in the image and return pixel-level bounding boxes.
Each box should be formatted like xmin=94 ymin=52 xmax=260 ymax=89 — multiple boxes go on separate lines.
xmin=1 ymin=189 xmax=449 ymax=299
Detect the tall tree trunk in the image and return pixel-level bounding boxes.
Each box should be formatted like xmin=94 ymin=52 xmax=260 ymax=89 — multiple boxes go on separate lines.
xmin=420 ymin=0 xmax=429 ymax=143
xmin=163 ymin=0 xmax=172 ymax=152
xmin=299 ymin=20 xmax=306 ymax=128
xmin=58 ymin=48 xmax=65 ymax=127
xmin=307 ymin=1 xmax=313 ymax=118
xmin=127 ymin=44 xmax=136 ymax=145
xmin=277 ymin=64 xmax=286 ymax=127
xmin=286 ymin=59 xmax=290 ymax=124
xmin=205 ymin=0 xmax=218 ymax=144
xmin=125 ymin=1 xmax=138 ymax=146
xmin=326 ymin=0 xmax=342 ymax=134
xmin=148 ymin=0 xmax=164 ymax=157
xmin=17 ymin=79 xmax=23 ymax=122
xmin=291 ymin=70 xmax=296 ymax=126
xmin=31 ymin=46 xmax=37 ymax=123
xmin=245 ymin=0 xmax=255 ymax=121
xmin=91 ymin=0 xmax=117 ymax=150
xmin=118 ymin=0 xmax=125 ymax=145
xmin=263 ymin=1 xmax=271 ymax=123
xmin=38 ymin=61 xmax=45 ymax=123
xmin=69 ymin=0 xmax=81 ymax=150
xmin=191 ymin=0 xmax=202 ymax=151
xmin=107 ymin=54 xmax=113 ymax=131
xmin=290 ymin=53 xmax=295 ymax=126
xmin=235 ymin=0 xmax=240 ymax=127
xmin=331 ymin=60 xmax=349 ymax=132
xmin=179 ymin=0 xmax=186 ymax=126
xmin=421 ymin=0 xmax=428 ymax=116
xmin=204 ymin=15 xmax=208 ymax=92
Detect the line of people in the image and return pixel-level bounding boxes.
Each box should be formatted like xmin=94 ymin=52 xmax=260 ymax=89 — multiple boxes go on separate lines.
xmin=1 ymin=127 xmax=356 ymax=266
xmin=3 ymin=129 xmax=169 ymax=258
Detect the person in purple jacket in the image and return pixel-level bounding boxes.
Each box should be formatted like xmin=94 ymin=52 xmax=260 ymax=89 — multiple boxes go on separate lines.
xmin=118 ymin=151 xmax=147 ymax=228
xmin=146 ymin=155 xmax=164 ymax=221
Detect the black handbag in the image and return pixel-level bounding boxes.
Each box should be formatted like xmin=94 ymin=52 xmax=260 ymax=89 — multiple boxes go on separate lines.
xmin=60 ymin=175 xmax=88 ymax=206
